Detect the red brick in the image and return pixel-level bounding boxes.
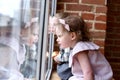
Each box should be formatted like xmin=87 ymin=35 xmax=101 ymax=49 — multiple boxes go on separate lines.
xmin=108 ymin=0 xmax=120 ymax=4
xmin=106 ymin=27 xmax=116 ymax=33
xmin=94 ymin=40 xmax=105 ymax=47
xmin=116 ymin=16 xmax=120 ymax=22
xmin=113 ymin=74 xmax=120 ymax=79
xmin=86 ymin=22 xmax=93 ymax=29
xmin=95 ymin=23 xmax=106 ymax=30
xmin=96 ymin=15 xmax=106 ymax=22
xmin=99 ymin=48 xmax=104 ymax=54
xmin=106 ymin=33 xmax=120 ymax=39
xmin=113 ymin=52 xmax=120 ymax=57
xmin=114 ymin=40 xmax=120 ymax=45
xmin=81 ymin=13 xmax=95 ymax=20
xmin=57 ymin=0 xmax=79 ymax=3
xmin=66 ymin=4 xmax=92 ymax=12
xmin=111 ymin=63 xmax=120 ymax=70
xmin=108 ymin=4 xmax=118 ymax=12
xmin=56 ymin=10 xmax=64 ymax=13
xmin=105 ymin=39 xmax=114 ymax=45
xmin=106 ymin=57 xmax=120 ymax=63
xmin=96 ymin=6 xmax=107 ymax=13
xmin=107 ymin=15 xmax=115 ymax=22
xmin=105 ymin=46 xmax=115 ymax=54
xmin=82 ymin=0 xmax=106 ymax=5
xmin=108 ymin=10 xmax=120 ymax=16
xmin=114 ymin=28 xmax=120 ymax=33
xmin=113 ymin=22 xmax=120 ymax=28
xmin=57 ymin=4 xmax=64 ymax=10
xmin=116 ymin=5 xmax=120 ymax=11
xmin=107 ymin=22 xmax=120 ymax=28
xmin=67 ymin=13 xmax=79 ymax=15
xmin=90 ymin=31 xmax=106 ymax=39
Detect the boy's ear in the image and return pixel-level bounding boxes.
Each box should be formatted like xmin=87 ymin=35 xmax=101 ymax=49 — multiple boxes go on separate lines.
xmin=71 ymin=32 xmax=76 ymax=40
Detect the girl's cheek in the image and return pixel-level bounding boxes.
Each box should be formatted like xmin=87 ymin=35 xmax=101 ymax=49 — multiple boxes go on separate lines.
xmin=28 ymin=36 xmax=34 ymax=45
xmin=28 ymin=38 xmax=32 ymax=45
xmin=35 ymin=36 xmax=39 ymax=42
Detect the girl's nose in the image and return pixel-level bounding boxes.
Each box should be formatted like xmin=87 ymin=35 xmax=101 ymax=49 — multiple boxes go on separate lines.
xmin=34 ymin=36 xmax=38 ymax=42
xmin=56 ymin=38 xmax=59 ymax=42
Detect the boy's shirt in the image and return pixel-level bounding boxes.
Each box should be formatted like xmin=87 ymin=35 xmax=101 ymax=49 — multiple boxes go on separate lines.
xmin=56 ymin=48 xmax=71 ymax=63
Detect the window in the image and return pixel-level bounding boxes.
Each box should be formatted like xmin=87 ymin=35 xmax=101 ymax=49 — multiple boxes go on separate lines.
xmin=0 ymin=0 xmax=57 ymax=80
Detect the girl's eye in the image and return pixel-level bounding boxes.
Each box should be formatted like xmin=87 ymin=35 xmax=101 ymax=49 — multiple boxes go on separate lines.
xmin=57 ymin=34 xmax=62 ymax=38
xmin=32 ymin=33 xmax=38 ymax=36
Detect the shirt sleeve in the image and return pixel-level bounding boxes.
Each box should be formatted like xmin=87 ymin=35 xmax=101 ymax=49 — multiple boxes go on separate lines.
xmin=69 ymin=42 xmax=100 ymax=67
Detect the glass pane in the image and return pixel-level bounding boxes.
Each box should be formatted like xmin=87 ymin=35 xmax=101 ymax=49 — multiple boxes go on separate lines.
xmin=45 ymin=0 xmax=52 ymax=77
xmin=0 ymin=0 xmax=41 ymax=80
xmin=44 ymin=0 xmax=57 ymax=79
xmin=20 ymin=0 xmax=40 ymax=79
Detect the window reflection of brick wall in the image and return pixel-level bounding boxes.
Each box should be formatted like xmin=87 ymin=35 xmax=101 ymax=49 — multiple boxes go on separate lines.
xmin=30 ymin=0 xmax=40 ymax=17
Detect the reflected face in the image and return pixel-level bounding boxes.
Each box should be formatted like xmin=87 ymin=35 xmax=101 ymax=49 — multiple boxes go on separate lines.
xmin=21 ymin=23 xmax=39 ymax=46
xmin=28 ymin=31 xmax=39 ymax=46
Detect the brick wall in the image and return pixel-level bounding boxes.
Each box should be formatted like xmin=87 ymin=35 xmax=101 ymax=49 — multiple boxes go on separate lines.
xmin=56 ymin=0 xmax=107 ymax=53
xmin=105 ymin=0 xmax=120 ymax=79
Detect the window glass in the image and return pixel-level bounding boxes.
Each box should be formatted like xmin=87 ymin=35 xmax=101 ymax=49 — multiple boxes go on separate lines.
xmin=45 ymin=0 xmax=57 ymax=79
xmin=0 ymin=0 xmax=56 ymax=80
xmin=0 ymin=0 xmax=41 ymax=80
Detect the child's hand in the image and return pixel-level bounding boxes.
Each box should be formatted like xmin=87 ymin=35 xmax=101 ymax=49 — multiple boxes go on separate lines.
xmin=52 ymin=51 xmax=58 ymax=58
xmin=53 ymin=56 xmax=61 ymax=64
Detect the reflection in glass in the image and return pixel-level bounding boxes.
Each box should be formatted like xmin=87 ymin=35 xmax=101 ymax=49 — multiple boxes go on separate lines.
xmin=44 ymin=0 xmax=57 ymax=80
xmin=20 ymin=0 xmax=41 ymax=79
xmin=0 ymin=0 xmax=40 ymax=80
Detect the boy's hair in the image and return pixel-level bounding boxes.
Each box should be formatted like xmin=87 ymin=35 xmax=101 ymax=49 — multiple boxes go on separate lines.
xmin=64 ymin=15 xmax=91 ymax=41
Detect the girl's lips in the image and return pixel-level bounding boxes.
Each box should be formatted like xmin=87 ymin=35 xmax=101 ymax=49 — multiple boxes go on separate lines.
xmin=57 ymin=43 xmax=60 ymax=46
xmin=57 ymin=42 xmax=60 ymax=45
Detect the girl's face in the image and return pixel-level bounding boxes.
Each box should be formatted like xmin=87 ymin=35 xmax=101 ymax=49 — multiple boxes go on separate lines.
xmin=55 ymin=26 xmax=72 ymax=49
xmin=21 ymin=25 xmax=39 ymax=46
xmin=28 ymin=30 xmax=39 ymax=46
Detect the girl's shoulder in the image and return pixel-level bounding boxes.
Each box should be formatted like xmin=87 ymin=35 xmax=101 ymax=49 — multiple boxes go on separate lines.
xmin=72 ymin=41 xmax=100 ymax=55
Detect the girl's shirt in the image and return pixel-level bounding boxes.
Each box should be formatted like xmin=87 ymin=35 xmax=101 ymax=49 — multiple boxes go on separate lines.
xmin=69 ymin=41 xmax=113 ymax=80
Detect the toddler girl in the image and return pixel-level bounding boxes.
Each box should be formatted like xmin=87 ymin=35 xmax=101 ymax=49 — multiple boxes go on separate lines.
xmin=54 ymin=15 xmax=113 ymax=80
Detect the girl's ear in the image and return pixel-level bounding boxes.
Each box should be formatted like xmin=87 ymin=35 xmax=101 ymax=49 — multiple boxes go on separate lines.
xmin=71 ymin=32 xmax=76 ymax=40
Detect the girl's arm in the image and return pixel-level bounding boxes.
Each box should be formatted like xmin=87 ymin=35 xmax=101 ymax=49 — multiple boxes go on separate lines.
xmin=76 ymin=50 xmax=94 ymax=80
